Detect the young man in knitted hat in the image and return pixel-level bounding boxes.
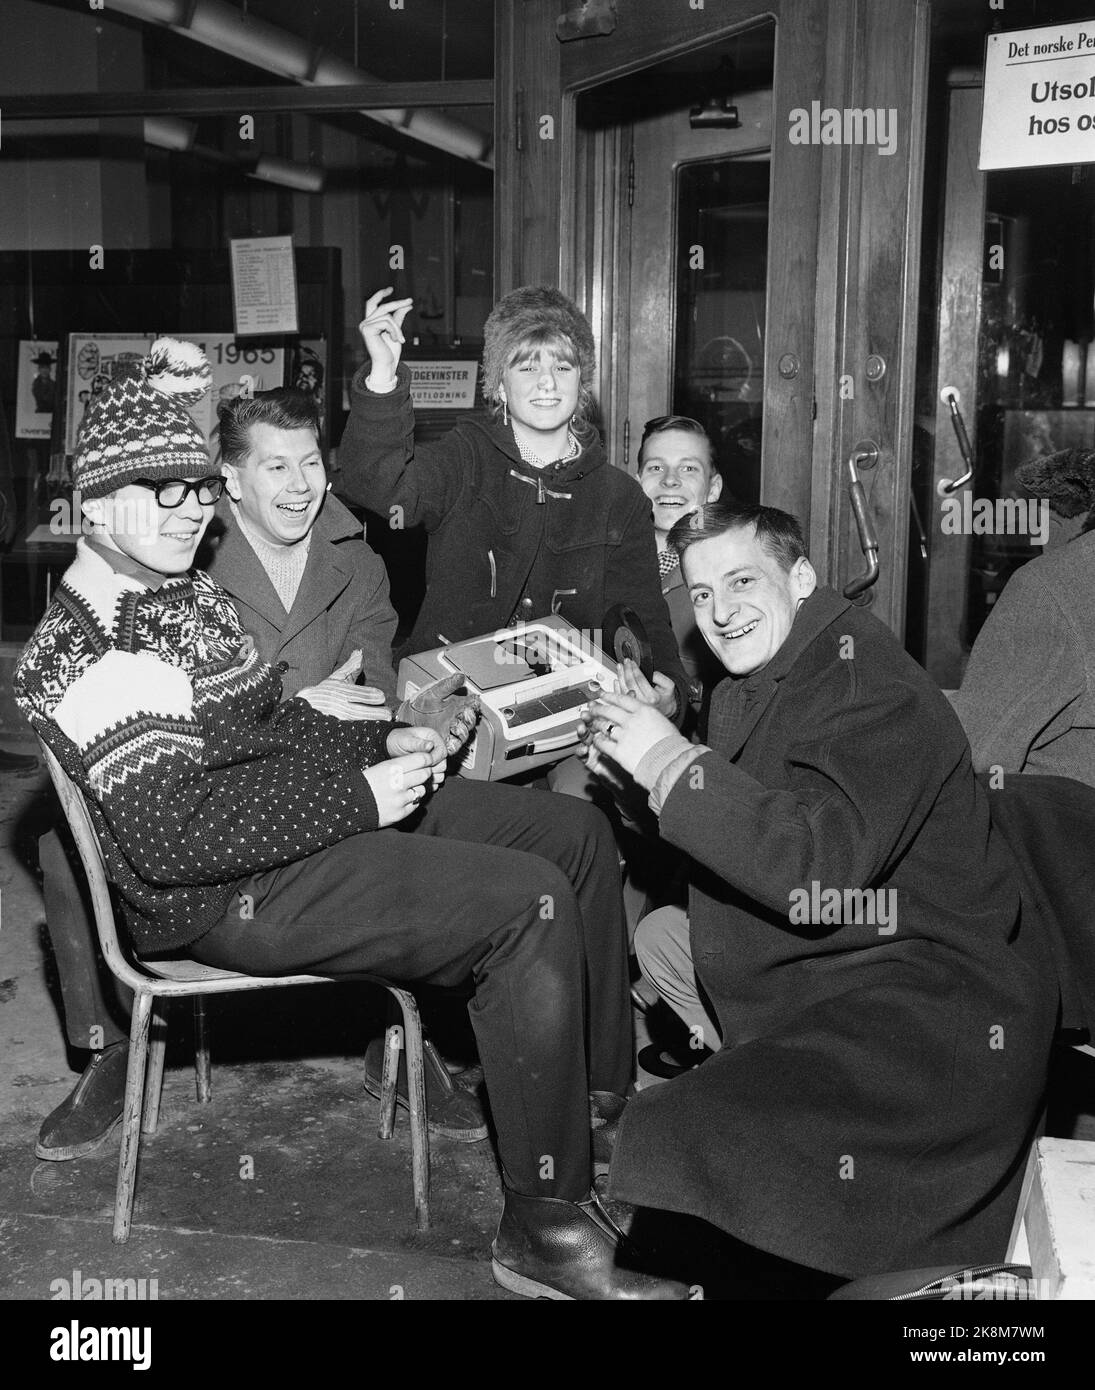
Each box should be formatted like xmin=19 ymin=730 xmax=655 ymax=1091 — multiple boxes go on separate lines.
xmin=338 ymin=286 xmax=689 ymax=725
xmin=16 ymin=340 xmax=688 ymax=1300
xmin=35 ymin=385 xmax=486 ymax=1162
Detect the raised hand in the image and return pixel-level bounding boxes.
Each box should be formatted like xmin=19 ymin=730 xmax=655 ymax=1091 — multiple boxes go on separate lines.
xmin=360 ymin=287 xmax=415 ymax=392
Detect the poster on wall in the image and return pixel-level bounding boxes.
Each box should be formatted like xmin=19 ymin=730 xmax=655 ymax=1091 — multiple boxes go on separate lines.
xmin=230 ymin=235 xmax=299 ymax=336
xmin=174 ymin=334 xmax=285 ymax=442
xmin=15 ymin=341 xmax=60 ymax=439
xmin=407 ymin=360 xmax=479 ymax=409
xmin=287 ymin=338 xmax=327 ymax=435
xmin=65 ymin=334 xmax=154 ymax=454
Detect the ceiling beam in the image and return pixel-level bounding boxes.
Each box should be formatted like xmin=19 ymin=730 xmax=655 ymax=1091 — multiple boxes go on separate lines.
xmin=1 ymin=80 xmax=493 ymax=121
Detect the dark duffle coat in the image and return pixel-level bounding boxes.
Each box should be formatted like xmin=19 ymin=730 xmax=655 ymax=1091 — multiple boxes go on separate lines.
xmin=337 ymin=363 xmax=689 ymax=715
xmin=609 ymin=586 xmax=1059 ymax=1278
xmin=197 ymin=493 xmax=398 ymax=702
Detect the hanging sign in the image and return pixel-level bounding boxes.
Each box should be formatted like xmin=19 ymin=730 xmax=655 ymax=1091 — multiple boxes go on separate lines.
xmin=407 ymin=361 xmax=479 ymax=409
xmin=230 ymin=235 xmax=299 ymax=336
xmin=981 ymin=22 xmax=1095 ymax=170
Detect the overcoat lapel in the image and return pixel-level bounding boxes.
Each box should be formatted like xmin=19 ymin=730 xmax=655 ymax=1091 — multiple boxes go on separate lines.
xmin=204 ymin=504 xmax=287 ymax=627
xmin=280 ymin=540 xmax=353 ymax=646
xmin=707 ymin=587 xmax=853 ymax=761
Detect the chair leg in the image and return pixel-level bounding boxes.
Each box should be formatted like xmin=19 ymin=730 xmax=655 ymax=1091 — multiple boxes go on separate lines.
xmin=392 ymin=989 xmax=430 ymax=1232
xmin=377 ymin=1022 xmax=402 ymax=1141
xmin=114 ymin=991 xmax=154 ymax=1243
xmin=193 ymin=996 xmax=211 ymax=1103
xmin=142 ymin=999 xmax=170 ymax=1134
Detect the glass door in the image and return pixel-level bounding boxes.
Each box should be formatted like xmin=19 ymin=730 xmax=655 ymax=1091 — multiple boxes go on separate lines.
xmin=571 ymin=22 xmax=775 ymax=496
xmin=674 ymin=158 xmax=769 ymax=502
xmin=913 ymin=78 xmax=1095 ymax=685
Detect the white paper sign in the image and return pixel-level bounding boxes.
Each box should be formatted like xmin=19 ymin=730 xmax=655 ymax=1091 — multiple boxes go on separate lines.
xmin=15 ymin=341 xmax=59 ymax=439
xmin=230 ymin=236 xmax=299 ymax=336
xmin=174 ymin=334 xmax=285 ymax=442
xmin=65 ymin=334 xmax=154 ymax=453
xmin=407 ymin=361 xmax=479 ymax=409
xmin=981 ymin=23 xmax=1095 ymax=170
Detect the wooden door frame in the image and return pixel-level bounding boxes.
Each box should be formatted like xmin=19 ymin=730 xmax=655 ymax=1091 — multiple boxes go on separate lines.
xmin=568 ymin=70 xmax=774 ymax=470
xmin=555 ymin=0 xmax=832 ymax=539
xmin=813 ymin=0 xmax=931 ymax=637
xmin=496 ymin=0 xmax=932 ymax=636
xmin=923 ymin=77 xmax=986 ymax=687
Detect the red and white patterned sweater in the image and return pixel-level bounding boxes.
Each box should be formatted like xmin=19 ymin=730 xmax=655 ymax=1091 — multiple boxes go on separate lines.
xmin=15 ymin=541 xmax=389 ymax=951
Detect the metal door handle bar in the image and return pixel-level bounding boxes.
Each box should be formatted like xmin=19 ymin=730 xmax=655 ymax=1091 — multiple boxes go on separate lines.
xmin=843 ymin=448 xmax=880 ymax=599
xmin=938 ymin=387 xmax=974 ymax=494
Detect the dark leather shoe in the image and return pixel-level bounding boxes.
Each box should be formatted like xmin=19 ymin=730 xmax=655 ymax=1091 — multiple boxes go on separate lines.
xmin=0 ymin=747 xmax=39 ymax=777
xmin=491 ymin=1188 xmax=691 ymax=1300
xmin=593 ymin=1170 xmax=637 ymax=1237
xmin=637 ymin=1041 xmax=713 ymax=1079
xmin=364 ymin=1035 xmax=488 ymax=1142
xmin=590 ymin=1089 xmax=627 ymax=1167
xmin=36 ymin=1043 xmax=128 ymax=1160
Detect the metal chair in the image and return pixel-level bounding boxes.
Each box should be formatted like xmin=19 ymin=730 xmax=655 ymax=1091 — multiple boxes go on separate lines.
xmin=39 ymin=741 xmax=430 ymax=1243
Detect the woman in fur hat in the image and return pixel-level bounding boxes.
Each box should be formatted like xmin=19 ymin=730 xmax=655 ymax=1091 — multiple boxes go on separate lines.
xmin=339 ymin=286 xmax=690 ymax=725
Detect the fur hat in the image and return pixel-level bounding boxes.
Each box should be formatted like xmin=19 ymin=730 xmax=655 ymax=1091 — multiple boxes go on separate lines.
xmin=74 ymin=339 xmax=212 ymax=499
xmin=1018 ymin=448 xmax=1095 ymax=530
xmin=481 ymin=286 xmax=597 ymax=407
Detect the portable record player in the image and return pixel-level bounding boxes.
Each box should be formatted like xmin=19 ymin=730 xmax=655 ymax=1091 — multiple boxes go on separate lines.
xmin=397 ymin=611 xmax=650 ymax=781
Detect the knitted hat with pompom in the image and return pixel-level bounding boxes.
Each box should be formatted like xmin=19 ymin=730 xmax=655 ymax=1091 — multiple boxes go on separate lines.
xmin=73 ymin=338 xmax=213 ymax=499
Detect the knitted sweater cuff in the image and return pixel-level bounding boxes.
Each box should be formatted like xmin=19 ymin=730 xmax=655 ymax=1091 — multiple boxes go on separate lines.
xmin=634 ymin=735 xmax=711 ymax=815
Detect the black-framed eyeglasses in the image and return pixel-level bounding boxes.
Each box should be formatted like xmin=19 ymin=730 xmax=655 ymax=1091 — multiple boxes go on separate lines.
xmin=132 ymin=476 xmax=226 ymax=508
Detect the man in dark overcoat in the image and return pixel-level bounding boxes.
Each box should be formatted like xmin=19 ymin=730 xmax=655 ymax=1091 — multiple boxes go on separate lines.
xmin=581 ymin=501 xmax=1058 ymax=1279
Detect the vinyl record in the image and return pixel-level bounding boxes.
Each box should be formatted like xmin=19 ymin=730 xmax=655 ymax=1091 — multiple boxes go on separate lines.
xmin=603 ymin=603 xmax=655 ymax=682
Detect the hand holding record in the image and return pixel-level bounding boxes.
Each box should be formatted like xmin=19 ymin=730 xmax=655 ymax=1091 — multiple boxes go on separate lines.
xmin=603 ymin=604 xmax=677 ymax=719
xmin=619 ymin=656 xmax=679 ymax=721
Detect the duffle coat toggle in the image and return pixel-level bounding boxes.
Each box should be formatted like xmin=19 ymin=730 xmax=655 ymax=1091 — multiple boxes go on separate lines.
xmin=508 ymin=468 xmax=573 ymax=505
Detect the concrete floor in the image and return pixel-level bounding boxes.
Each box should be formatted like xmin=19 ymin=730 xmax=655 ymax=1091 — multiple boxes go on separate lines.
xmin=3 ymin=737 xmax=1093 ymax=1303
xmin=0 ymin=745 xmax=518 ymax=1301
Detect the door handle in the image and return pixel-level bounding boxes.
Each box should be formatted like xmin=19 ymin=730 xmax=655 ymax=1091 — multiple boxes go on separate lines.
xmin=843 ymin=445 xmax=881 ymax=599
xmin=937 ymin=387 xmax=974 ymax=495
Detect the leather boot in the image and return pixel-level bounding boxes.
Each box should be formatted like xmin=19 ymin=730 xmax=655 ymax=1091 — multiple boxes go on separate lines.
xmin=590 ymin=1089 xmax=627 ymax=1167
xmin=363 ymin=1035 xmax=487 ymax=1142
xmin=491 ymin=1187 xmax=692 ymax=1300
xmin=36 ymin=1042 xmax=128 ymax=1160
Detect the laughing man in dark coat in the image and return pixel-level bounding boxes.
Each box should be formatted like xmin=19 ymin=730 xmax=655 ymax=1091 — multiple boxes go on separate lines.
xmin=580 ymin=501 xmax=1058 ymax=1279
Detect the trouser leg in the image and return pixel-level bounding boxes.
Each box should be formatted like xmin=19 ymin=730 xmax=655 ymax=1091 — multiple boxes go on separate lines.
xmin=410 ymin=779 xmax=632 ymax=1096
xmin=547 ymin=754 xmax=682 ymax=943
xmin=193 ymin=781 xmax=628 ymax=1198
xmin=40 ymin=823 xmax=129 ymax=1051
xmin=634 ymin=906 xmax=721 ymax=1053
